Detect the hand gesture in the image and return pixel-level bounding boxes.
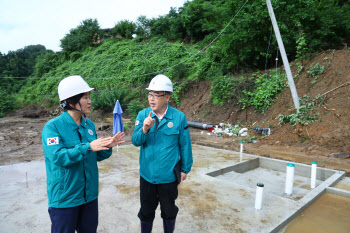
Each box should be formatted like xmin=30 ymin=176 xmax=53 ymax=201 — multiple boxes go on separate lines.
xmin=105 ymin=132 xmax=125 ymax=148
xmin=142 ymin=111 xmax=155 ymax=133
xmin=90 ymin=137 xmax=113 ymax=151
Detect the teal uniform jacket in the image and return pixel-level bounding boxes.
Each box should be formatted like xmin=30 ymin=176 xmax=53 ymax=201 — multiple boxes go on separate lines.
xmin=42 ymin=111 xmax=112 ymax=208
xmin=132 ymin=105 xmax=193 ymax=184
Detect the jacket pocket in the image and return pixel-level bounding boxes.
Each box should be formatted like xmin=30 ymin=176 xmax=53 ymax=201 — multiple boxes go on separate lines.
xmin=163 ymin=129 xmax=179 ymax=136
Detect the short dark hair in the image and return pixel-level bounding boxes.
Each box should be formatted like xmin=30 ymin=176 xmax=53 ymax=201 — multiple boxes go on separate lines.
xmin=61 ymin=93 xmax=85 ymax=110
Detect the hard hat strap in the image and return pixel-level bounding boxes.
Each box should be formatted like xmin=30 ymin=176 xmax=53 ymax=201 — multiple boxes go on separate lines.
xmin=68 ymin=102 xmax=87 ymax=125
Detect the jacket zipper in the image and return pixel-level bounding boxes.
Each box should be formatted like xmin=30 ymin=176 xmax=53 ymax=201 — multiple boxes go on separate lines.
xmin=78 ymin=130 xmax=87 ymax=202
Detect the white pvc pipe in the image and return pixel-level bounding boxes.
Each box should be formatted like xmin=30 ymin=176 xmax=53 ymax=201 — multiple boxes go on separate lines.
xmin=240 ymin=142 xmax=243 ymax=161
xmin=311 ymin=161 xmax=317 ymax=189
xmin=285 ymin=163 xmax=295 ymax=195
xmin=255 ymin=183 xmax=264 ymax=210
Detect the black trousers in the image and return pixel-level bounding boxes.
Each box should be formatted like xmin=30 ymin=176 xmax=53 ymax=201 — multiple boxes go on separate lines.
xmin=138 ymin=176 xmax=179 ymax=222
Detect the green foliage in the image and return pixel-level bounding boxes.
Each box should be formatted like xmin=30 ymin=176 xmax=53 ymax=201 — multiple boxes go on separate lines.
xmin=110 ymin=20 xmax=137 ymax=39
xmin=295 ymin=23 xmax=308 ymax=67
xmin=33 ymin=52 xmax=63 ymax=77
xmin=278 ymin=94 xmax=322 ymax=126
xmin=127 ymin=100 xmax=145 ymax=121
xmin=135 ymin=15 xmax=152 ymax=39
xmin=70 ymin=51 xmax=82 ymax=62
xmin=307 ymin=62 xmax=325 ymax=77
xmin=171 ymin=80 xmax=188 ymax=107
xmin=60 ymin=19 xmax=103 ymax=56
xmin=238 ymin=70 xmax=287 ymax=112
xmin=0 ymin=88 xmax=16 ymax=117
xmin=0 ymin=45 xmax=48 ymax=77
xmin=90 ymin=86 xmax=128 ymax=111
xmin=210 ymin=76 xmax=247 ymax=106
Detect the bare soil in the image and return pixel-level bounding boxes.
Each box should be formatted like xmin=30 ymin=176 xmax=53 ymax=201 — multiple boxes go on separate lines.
xmin=0 ymin=49 xmax=349 ymax=174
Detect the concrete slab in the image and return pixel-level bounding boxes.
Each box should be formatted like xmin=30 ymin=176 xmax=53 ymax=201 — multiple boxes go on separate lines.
xmin=0 ymin=145 xmax=345 ymax=232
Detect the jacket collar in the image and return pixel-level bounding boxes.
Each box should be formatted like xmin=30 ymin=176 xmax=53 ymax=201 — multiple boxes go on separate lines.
xmin=151 ymin=104 xmax=174 ymax=121
xmin=164 ymin=104 xmax=175 ymax=120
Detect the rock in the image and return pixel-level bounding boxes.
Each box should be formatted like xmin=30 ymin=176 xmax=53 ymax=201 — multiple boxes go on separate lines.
xmin=330 ymin=153 xmax=349 ymax=159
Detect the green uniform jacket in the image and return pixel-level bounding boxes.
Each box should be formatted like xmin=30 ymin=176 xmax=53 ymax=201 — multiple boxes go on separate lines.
xmin=132 ymin=105 xmax=193 ymax=184
xmin=42 ymin=111 xmax=112 ymax=208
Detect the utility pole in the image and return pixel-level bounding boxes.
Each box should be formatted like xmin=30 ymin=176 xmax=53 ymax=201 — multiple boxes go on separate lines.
xmin=266 ymin=0 xmax=300 ymax=112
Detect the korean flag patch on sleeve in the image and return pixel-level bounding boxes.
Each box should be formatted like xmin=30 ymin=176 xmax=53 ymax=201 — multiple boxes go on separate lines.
xmin=47 ymin=137 xmax=59 ymax=145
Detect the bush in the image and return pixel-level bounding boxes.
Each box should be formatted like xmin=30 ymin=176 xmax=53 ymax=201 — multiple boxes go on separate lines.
xmin=91 ymin=87 xmax=127 ymax=111
xmin=127 ymin=100 xmax=145 ymax=121
xmin=307 ymin=62 xmax=325 ymax=77
xmin=278 ymin=94 xmax=321 ymax=126
xmin=0 ymin=88 xmax=16 ymax=117
xmin=210 ymin=76 xmax=246 ymax=106
xmin=238 ymin=70 xmax=287 ymax=112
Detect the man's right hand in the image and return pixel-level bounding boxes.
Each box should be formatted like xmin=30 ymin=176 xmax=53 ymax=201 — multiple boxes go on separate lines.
xmin=142 ymin=111 xmax=155 ymax=134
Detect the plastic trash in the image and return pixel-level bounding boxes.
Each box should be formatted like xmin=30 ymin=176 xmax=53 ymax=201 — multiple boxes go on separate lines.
xmin=238 ymin=128 xmax=248 ymax=136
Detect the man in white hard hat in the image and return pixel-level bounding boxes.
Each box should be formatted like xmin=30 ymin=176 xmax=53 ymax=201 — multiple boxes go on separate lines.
xmin=132 ymin=74 xmax=193 ymax=233
xmin=42 ymin=75 xmax=125 ymax=233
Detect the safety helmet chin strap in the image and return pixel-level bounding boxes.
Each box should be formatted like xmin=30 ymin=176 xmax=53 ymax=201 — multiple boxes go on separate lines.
xmin=60 ymin=100 xmax=87 ymax=125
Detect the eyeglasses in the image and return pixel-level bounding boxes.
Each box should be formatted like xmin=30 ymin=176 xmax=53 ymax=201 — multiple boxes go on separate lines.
xmin=147 ymin=94 xmax=165 ymax=99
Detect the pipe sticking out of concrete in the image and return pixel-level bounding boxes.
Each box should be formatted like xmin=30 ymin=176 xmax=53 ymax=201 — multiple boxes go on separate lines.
xmin=187 ymin=121 xmax=214 ymax=129
xmin=311 ymin=161 xmax=317 ymax=189
xmin=285 ymin=163 xmax=295 ymax=195
xmin=255 ymin=183 xmax=264 ymax=210
xmin=240 ymin=142 xmax=243 ymax=162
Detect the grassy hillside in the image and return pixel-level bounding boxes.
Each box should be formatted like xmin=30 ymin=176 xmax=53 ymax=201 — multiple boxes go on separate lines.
xmin=19 ymin=38 xmax=207 ymax=111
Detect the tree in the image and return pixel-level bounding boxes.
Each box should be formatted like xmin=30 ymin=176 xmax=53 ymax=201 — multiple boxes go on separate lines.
xmin=110 ymin=20 xmax=137 ymax=39
xmin=60 ymin=19 xmax=103 ymax=56
xmin=135 ymin=16 xmax=153 ymax=39
xmin=0 ymin=44 xmax=47 ymax=77
xmin=33 ymin=51 xmax=62 ymax=77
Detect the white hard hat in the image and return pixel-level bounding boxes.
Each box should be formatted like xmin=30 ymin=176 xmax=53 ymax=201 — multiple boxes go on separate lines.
xmin=146 ymin=74 xmax=173 ymax=92
xmin=58 ymin=75 xmax=94 ymax=101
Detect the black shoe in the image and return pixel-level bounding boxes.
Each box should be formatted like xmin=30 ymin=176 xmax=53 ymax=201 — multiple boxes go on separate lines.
xmin=141 ymin=221 xmax=153 ymax=233
xmin=163 ymin=218 xmax=176 ymax=233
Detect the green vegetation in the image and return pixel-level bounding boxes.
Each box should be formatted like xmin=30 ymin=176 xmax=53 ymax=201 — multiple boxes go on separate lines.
xmin=127 ymin=100 xmax=145 ymax=122
xmin=238 ymin=70 xmax=286 ymax=112
xmin=110 ymin=20 xmax=137 ymax=39
xmin=0 ymin=0 xmax=349 ymax=118
xmin=60 ymin=19 xmax=104 ymax=59
xmin=210 ymin=69 xmax=286 ymax=112
xmin=307 ymin=62 xmax=326 ymax=77
xmin=278 ymin=94 xmax=325 ymax=126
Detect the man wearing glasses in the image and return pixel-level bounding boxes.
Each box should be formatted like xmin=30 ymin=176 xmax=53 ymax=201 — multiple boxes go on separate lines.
xmin=132 ymin=74 xmax=193 ymax=233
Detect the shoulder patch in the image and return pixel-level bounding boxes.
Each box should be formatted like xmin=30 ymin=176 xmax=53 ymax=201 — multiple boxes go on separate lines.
xmin=135 ymin=120 xmax=139 ymax=126
xmin=47 ymin=137 xmax=59 ymax=145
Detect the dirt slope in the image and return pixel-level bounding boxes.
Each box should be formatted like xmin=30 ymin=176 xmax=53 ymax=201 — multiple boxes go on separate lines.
xmin=177 ymin=49 xmax=350 ymax=174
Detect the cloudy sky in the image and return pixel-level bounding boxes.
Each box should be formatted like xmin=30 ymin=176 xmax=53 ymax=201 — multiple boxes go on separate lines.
xmin=0 ymin=0 xmax=188 ymax=54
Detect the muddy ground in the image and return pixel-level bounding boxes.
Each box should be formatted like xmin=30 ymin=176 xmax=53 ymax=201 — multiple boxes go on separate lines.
xmin=0 ymin=50 xmax=349 ymax=175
